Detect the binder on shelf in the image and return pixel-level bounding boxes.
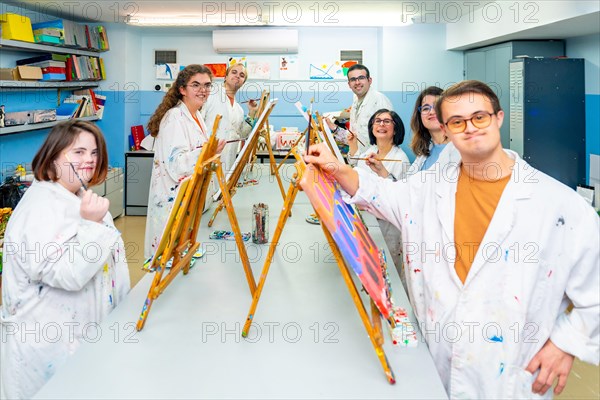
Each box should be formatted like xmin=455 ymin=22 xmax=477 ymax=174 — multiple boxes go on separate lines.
xmin=16 ymin=54 xmax=68 ymax=66
xmin=56 ymin=102 xmax=80 ymax=120
xmin=131 ymin=125 xmax=145 ymax=150
xmin=0 ymin=13 xmax=35 ymax=42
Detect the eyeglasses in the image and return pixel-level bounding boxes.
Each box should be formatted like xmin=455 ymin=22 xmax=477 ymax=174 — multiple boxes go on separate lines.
xmin=444 ymin=112 xmax=495 ymax=134
xmin=374 ymin=118 xmax=394 ymax=126
xmin=187 ymin=82 xmax=213 ymax=91
xmin=418 ymin=104 xmax=434 ymax=114
xmin=348 ymin=75 xmax=368 ymax=83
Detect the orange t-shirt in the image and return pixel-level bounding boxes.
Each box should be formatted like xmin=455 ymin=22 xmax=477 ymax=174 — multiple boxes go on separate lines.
xmin=454 ymin=166 xmax=511 ymax=283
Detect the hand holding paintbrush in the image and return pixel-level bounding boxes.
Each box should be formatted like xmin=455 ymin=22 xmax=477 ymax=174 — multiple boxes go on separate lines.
xmin=64 ymin=153 xmax=109 ymax=222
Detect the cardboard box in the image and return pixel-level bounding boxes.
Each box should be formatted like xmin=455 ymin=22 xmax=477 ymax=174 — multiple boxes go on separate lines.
xmin=32 ymin=109 xmax=56 ymax=123
xmin=0 ymin=68 xmax=17 ymax=80
xmin=4 ymin=111 xmax=33 ymax=126
xmin=15 ymin=65 xmax=42 ymax=81
xmin=0 ymin=13 xmax=35 ymax=42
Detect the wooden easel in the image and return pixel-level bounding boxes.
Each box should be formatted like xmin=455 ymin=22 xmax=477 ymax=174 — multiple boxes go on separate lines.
xmin=207 ymin=96 xmax=284 ymax=227
xmin=240 ymin=148 xmax=397 ymax=384
xmin=137 ymin=116 xmax=257 ymax=331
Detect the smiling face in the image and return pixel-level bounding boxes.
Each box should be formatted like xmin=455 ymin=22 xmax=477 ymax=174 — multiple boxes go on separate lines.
xmin=224 ymin=64 xmax=247 ymax=92
xmin=54 ymin=130 xmax=98 ymax=193
xmin=440 ymin=92 xmax=504 ymax=163
xmin=420 ymin=94 xmax=441 ymax=132
xmin=371 ymin=111 xmax=395 ymax=144
xmin=179 ymin=72 xmax=212 ymax=111
xmin=347 ymin=68 xmax=372 ymax=98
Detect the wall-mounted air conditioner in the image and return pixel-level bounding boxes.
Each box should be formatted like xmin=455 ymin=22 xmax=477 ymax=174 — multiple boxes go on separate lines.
xmin=212 ymin=29 xmax=298 ymax=54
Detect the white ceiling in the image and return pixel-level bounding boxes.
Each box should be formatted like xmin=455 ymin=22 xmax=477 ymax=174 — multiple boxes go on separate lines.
xmin=12 ymin=0 xmax=490 ymax=25
xmin=9 ymin=0 xmax=600 ymax=46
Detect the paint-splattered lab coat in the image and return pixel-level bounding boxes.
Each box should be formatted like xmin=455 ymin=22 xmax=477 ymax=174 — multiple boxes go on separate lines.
xmin=1 ymin=180 xmax=130 ymax=399
xmin=144 ymin=101 xmax=211 ymax=259
xmin=200 ymin=84 xmax=252 ymax=175
xmin=348 ymin=150 xmax=599 ymax=399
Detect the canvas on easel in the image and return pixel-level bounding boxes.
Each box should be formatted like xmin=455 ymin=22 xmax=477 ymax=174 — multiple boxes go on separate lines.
xmin=137 ymin=117 xmax=257 ymax=331
xmin=208 ymin=96 xmax=281 ymax=227
xmin=240 ymin=133 xmax=397 ymax=383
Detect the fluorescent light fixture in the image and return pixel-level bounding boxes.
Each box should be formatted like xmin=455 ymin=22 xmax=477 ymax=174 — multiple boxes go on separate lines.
xmin=125 ymin=10 xmax=413 ymax=27
xmin=125 ymin=15 xmax=267 ymax=27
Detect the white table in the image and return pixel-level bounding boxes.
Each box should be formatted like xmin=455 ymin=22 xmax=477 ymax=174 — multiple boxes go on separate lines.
xmin=35 ymin=164 xmax=447 ymax=399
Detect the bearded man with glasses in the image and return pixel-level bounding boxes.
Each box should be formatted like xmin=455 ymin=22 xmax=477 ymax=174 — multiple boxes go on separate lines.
xmin=305 ymin=80 xmax=599 ymax=399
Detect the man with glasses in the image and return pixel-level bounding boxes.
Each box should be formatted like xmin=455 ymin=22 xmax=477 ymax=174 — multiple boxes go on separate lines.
xmin=324 ymin=64 xmax=393 ymax=154
xmin=305 ymin=80 xmax=599 ymax=399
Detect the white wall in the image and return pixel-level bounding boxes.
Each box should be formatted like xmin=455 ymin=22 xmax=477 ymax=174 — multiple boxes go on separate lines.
xmin=567 ymin=33 xmax=600 ymax=94
xmin=381 ymin=24 xmax=464 ymax=92
xmin=137 ymin=26 xmax=381 ymax=95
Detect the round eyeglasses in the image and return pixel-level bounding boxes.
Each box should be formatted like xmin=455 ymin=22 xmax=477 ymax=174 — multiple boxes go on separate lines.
xmin=444 ymin=112 xmax=495 ymax=134
xmin=187 ymin=82 xmax=213 ymax=91
xmin=418 ymin=104 xmax=435 ymax=114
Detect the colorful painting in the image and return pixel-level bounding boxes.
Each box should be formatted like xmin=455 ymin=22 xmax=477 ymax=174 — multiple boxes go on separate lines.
xmin=300 ymin=164 xmax=393 ymax=320
xmin=205 ymin=63 xmax=227 ymax=78
xmin=247 ymin=61 xmax=271 ymax=80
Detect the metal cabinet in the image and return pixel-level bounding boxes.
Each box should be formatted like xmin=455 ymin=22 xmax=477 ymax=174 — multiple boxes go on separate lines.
xmin=509 ymin=57 xmax=585 ymax=189
xmin=125 ymin=151 xmax=153 ymax=216
xmin=464 ymin=40 xmax=565 ymax=147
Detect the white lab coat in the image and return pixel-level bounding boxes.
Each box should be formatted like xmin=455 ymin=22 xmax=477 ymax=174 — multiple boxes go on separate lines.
xmin=406 ymin=141 xmax=461 ymax=176
xmin=1 ymin=180 xmax=130 ymax=399
xmin=348 ymin=150 xmax=599 ymax=399
xmin=200 ymin=85 xmax=252 ymax=175
xmin=349 ymin=88 xmax=393 ymax=153
xmin=144 ymin=101 xmax=210 ymax=259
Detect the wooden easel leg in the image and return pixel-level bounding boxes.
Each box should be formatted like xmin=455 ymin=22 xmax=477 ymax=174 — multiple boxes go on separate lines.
xmin=242 ymin=181 xmax=299 ymax=337
xmin=215 ymin=162 xmax=257 ymax=295
xmin=207 ymin=201 xmax=223 ymax=227
xmin=276 ymin=130 xmax=306 ymax=173
xmin=263 ymin=132 xmax=286 ymax=200
xmin=137 ymin=261 xmax=167 ymax=331
xmin=321 ymin=226 xmax=396 ymax=384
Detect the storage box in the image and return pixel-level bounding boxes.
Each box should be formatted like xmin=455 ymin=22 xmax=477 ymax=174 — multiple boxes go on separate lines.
xmin=32 ymin=109 xmax=56 ymax=123
xmin=0 ymin=68 xmax=17 ymax=80
xmin=4 ymin=111 xmax=33 ymax=126
xmin=14 ymin=66 xmax=42 ymax=80
xmin=0 ymin=13 xmax=35 ymax=42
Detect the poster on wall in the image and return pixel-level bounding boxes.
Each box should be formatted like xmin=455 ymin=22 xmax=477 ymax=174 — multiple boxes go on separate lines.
xmin=156 ymin=64 xmax=185 ymax=80
xmin=247 ymin=61 xmax=271 ymax=80
xmin=228 ymin=56 xmax=247 ymax=67
xmin=279 ymin=55 xmax=298 ymax=80
xmin=309 ymin=61 xmax=345 ymax=80
xmin=205 ymin=63 xmax=227 ymax=78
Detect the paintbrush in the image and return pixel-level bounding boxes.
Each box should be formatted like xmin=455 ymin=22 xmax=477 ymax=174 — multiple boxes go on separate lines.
xmin=349 ymin=156 xmax=405 ymax=162
xmin=195 ymin=138 xmax=243 ymax=150
xmin=347 ymin=129 xmax=365 ymax=147
xmin=240 ymin=98 xmax=260 ymax=104
xmin=305 ymin=98 xmax=314 ymax=154
xmin=64 ymin=153 xmax=88 ymax=191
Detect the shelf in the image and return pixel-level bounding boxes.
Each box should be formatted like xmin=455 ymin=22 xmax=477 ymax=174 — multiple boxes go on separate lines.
xmin=0 ymin=116 xmax=100 ymax=136
xmin=0 ymin=80 xmax=99 ymax=90
xmin=0 ymin=38 xmax=105 ymax=57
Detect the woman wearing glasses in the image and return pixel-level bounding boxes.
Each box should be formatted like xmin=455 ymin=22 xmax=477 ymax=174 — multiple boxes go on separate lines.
xmin=200 ymin=63 xmax=258 ymax=174
xmin=347 ymin=108 xmax=409 ymax=281
xmin=407 ymin=86 xmax=460 ymax=175
xmin=144 ymin=64 xmax=226 ymax=259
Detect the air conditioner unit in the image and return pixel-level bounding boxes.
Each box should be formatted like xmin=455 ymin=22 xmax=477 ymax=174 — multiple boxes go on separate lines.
xmin=213 ymin=29 xmax=298 ymax=54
